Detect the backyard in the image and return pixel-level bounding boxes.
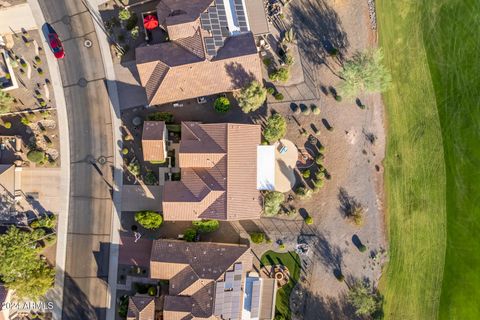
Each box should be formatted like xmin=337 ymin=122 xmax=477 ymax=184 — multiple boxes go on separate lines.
xmin=376 ymin=0 xmax=478 ymax=319
xmin=260 ymin=250 xmax=301 ymax=319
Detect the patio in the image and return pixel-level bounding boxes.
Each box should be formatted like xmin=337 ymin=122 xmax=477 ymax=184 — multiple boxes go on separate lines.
xmin=274 ymin=139 xmax=297 ymax=192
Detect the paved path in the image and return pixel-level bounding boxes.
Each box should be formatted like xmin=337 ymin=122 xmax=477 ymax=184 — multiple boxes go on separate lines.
xmin=0 ymin=3 xmax=36 ymax=33
xmin=30 ymin=0 xmax=120 ymax=319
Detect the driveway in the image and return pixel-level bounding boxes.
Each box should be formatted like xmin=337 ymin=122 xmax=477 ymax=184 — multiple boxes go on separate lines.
xmin=121 ymin=184 xmax=162 ymax=212
xmin=21 ymin=167 xmax=61 ymax=214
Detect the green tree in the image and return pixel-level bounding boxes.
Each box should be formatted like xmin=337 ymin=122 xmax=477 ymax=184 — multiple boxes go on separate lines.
xmin=250 ymin=232 xmax=266 ymax=244
xmin=263 ymin=114 xmax=287 ymax=143
xmin=339 ymin=48 xmax=391 ymax=98
xmin=347 ymin=281 xmax=383 ymax=317
xmin=192 ymin=220 xmax=220 ymax=233
xmin=236 ymin=81 xmax=267 ymax=113
xmin=214 ymin=97 xmax=230 ymax=113
xmin=263 ymin=191 xmax=285 ymax=216
xmin=30 ymin=215 xmax=57 ymax=229
xmin=0 ymin=90 xmax=14 ymax=114
xmin=134 ymin=211 xmax=163 ymax=229
xmin=27 ymin=150 xmax=45 ymax=163
xmin=0 ymin=227 xmax=55 ymax=300
xmin=269 ymin=67 xmax=290 ymax=82
xmin=184 ymin=228 xmax=197 ymax=242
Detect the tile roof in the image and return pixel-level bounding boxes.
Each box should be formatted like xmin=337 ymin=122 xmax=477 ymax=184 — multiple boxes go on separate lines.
xmin=150 ymin=240 xmax=252 ymax=320
xmin=137 ymin=0 xmax=261 ymax=106
xmin=163 ymin=122 xmax=262 ymax=221
xmin=142 ymin=121 xmax=166 ymax=162
xmin=127 ymin=296 xmax=156 ymax=320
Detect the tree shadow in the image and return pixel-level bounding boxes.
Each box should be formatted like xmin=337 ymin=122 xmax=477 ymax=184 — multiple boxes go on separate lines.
xmin=351 ymin=234 xmax=363 ymax=249
xmin=321 ymin=118 xmax=333 ymax=130
xmin=224 ymin=62 xmax=257 ymax=89
xmin=289 ymin=0 xmax=349 ymax=67
xmin=337 ymin=187 xmax=361 ymax=218
xmin=301 ymin=289 xmax=358 ymax=320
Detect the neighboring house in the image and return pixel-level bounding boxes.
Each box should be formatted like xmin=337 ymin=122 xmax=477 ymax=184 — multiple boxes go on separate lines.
xmin=136 ymin=0 xmax=262 ymax=106
xmin=142 ymin=121 xmax=167 ymax=162
xmin=162 ymin=122 xmax=262 ymax=221
xmin=147 ymin=239 xmax=276 ymax=320
xmin=127 ymin=296 xmax=156 ymax=320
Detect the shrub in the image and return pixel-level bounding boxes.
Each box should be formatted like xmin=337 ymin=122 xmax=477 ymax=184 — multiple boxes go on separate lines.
xmin=236 ymin=81 xmax=267 ymax=113
xmin=305 ymin=215 xmax=313 ymax=225
xmin=121 ymin=148 xmax=128 ymax=155
xmin=184 ymin=228 xmax=197 ymax=242
xmin=134 ymin=210 xmax=163 ymax=229
xmin=147 ymin=111 xmax=173 ymax=123
xmin=118 ymin=8 xmax=131 ymax=21
xmin=279 ymin=243 xmax=286 ymax=250
xmin=263 ymin=191 xmax=285 ymax=216
xmin=351 ymin=206 xmax=365 ymax=226
xmin=27 ymin=150 xmax=45 ymax=163
xmin=30 ymin=215 xmax=57 ymax=229
xmin=311 ymin=104 xmax=320 ymax=115
xmin=214 ymin=96 xmax=230 ymax=113
xmin=301 ymin=107 xmax=311 ymax=115
xmin=40 ymin=101 xmax=47 ymax=107
xmin=130 ymin=26 xmax=139 ymax=39
xmin=37 ymin=68 xmax=44 ymax=75
xmin=148 ymin=286 xmax=157 ymax=296
xmin=328 ymin=126 xmax=334 ymax=132
xmin=263 ymin=58 xmax=272 ymax=67
xmin=313 ymin=178 xmax=324 ymax=188
xmin=35 ymin=56 xmax=41 ymax=63
xmin=0 ymin=91 xmax=14 ymax=114
xmin=250 ymin=232 xmax=265 ymax=244
xmin=274 ymin=93 xmax=284 ymax=101
xmin=263 ymin=113 xmax=287 ymax=143
xmin=3 ymin=122 xmax=11 ymax=129
xmin=335 ymin=272 xmax=345 ymax=282
xmin=126 ymin=15 xmax=139 ymax=31
xmin=267 ymin=87 xmax=275 ymax=95
xmin=284 ymin=54 xmax=294 ymax=66
xmin=359 ymin=244 xmax=367 ymax=252
xmin=143 ymin=170 xmax=157 ymax=185
xmin=269 ymin=67 xmax=290 ymax=82
xmin=302 ymin=169 xmax=311 ymax=179
xmin=335 ymin=95 xmax=342 ymax=102
xmin=286 ymin=208 xmax=297 ymax=216
xmin=192 ymin=219 xmax=220 ymax=233
xmin=127 ymin=160 xmax=140 ymax=177
xmin=319 ymin=145 xmax=326 ymax=153
xmin=315 ymin=154 xmax=324 ymax=165
xmin=295 ymin=187 xmax=313 ymax=199
xmin=347 ymin=281 xmax=383 ymax=317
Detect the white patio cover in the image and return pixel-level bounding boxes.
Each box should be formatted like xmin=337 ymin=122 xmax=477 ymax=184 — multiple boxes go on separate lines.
xmin=257 ymin=145 xmax=275 ymax=190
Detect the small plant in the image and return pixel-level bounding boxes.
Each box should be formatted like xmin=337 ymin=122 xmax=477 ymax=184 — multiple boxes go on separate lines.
xmin=121 ymin=148 xmax=128 ymax=155
xmin=274 ymin=93 xmax=284 ymax=101
xmin=284 ymin=28 xmax=295 ymax=43
xmin=118 ymin=8 xmax=131 ymax=21
xmin=302 ymin=107 xmax=311 ymax=115
xmin=335 ymin=272 xmax=345 ymax=282
xmin=184 ymin=228 xmax=197 ymax=242
xmin=302 ymin=169 xmax=311 ymax=179
xmin=143 ymin=170 xmax=157 ymax=185
xmin=315 ymin=171 xmax=325 ymax=180
xmin=148 ymin=286 xmax=157 ymax=296
xmin=313 ymin=178 xmax=324 ymax=189
xmin=30 ymin=215 xmax=57 ymax=229
xmin=319 ymin=145 xmax=326 ymax=153
xmin=279 ymin=243 xmax=286 ymax=250
xmin=328 ymin=126 xmax=335 ymax=132
xmin=3 ymin=122 xmax=11 ymax=129
xmin=214 ymin=96 xmax=230 ymax=113
xmin=5 ymin=73 xmax=11 ymax=80
xmin=286 ymin=208 xmax=297 ymax=216
xmin=147 ymin=111 xmax=174 ymax=123
xmin=21 ymin=117 xmax=31 ymax=125
xmin=126 ymin=15 xmax=139 ymax=31
xmin=359 ymin=244 xmax=367 ymax=252
xmin=40 ymin=101 xmax=47 ymax=107
xmin=311 ymin=104 xmax=320 ymax=115
xmin=35 ymin=56 xmax=41 ymax=64
xmin=263 ymin=57 xmax=272 ymax=67
xmin=335 ymin=95 xmax=342 ymax=102
xmin=20 ymin=61 xmax=27 ymax=68
xmin=315 ymin=154 xmax=324 ymax=165
xmin=250 ymin=232 xmax=266 ymax=244
xmin=267 ymin=87 xmax=275 ymax=95
xmin=295 ymin=187 xmax=313 ymax=199
xmin=127 ymin=159 xmax=141 ymax=177
xmin=305 ymin=215 xmax=313 ymax=225
xmin=37 ymin=68 xmax=44 ymax=75
xmin=130 ymin=26 xmax=139 ymax=39
xmin=284 ymin=54 xmax=294 ymax=66
xmin=10 ymin=59 xmax=18 ymax=68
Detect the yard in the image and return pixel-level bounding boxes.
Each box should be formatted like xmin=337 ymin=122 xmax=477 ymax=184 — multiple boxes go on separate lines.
xmin=378 ymin=0 xmax=480 ymax=319
xmin=261 ymin=250 xmax=301 ymax=320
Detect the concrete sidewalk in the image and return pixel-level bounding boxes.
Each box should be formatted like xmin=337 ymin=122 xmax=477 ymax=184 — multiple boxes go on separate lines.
xmin=0 ymin=3 xmax=36 ymax=34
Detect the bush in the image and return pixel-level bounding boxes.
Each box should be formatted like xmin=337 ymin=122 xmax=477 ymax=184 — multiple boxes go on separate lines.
xmin=335 ymin=95 xmax=342 ymax=102
xmin=143 ymin=170 xmax=157 ymax=185
xmin=27 ymin=150 xmax=45 ymax=163
xmin=313 ymin=178 xmax=324 ymax=189
xmin=148 ymin=286 xmax=157 ymax=296
xmin=302 ymin=169 xmax=311 ymax=179
xmin=127 ymin=160 xmax=140 ymax=177
xmin=30 ymin=215 xmax=57 ymax=229
xmin=351 ymin=206 xmax=365 ymax=226
xmin=147 ymin=111 xmax=173 ymax=123
xmin=263 ymin=113 xmax=287 ymax=143
xmin=279 ymin=243 xmax=286 ymax=250
xmin=302 ymin=107 xmax=311 ymax=115
xmin=118 ymin=8 xmax=131 ymax=21
xmin=335 ymin=272 xmax=345 ymax=282
xmin=263 ymin=191 xmax=285 ymax=216
xmin=214 ymin=96 xmax=230 ymax=113
xmin=192 ymin=219 xmax=220 ymax=233
xmin=134 ymin=211 xmax=163 ymax=229
xmin=250 ymin=232 xmax=266 ymax=244
xmin=274 ymin=93 xmax=284 ymax=101
xmin=359 ymin=244 xmax=367 ymax=252
xmin=121 ymin=148 xmax=128 ymax=155
xmin=305 ymin=215 xmax=313 ymax=225
xmin=3 ymin=122 xmax=11 ymax=129
xmin=130 ymin=26 xmax=139 ymax=39
xmin=315 ymin=154 xmax=324 ymax=165
xmin=269 ymin=67 xmax=290 ymax=82
xmin=284 ymin=54 xmax=294 ymax=66
xmin=267 ymin=87 xmax=275 ymax=95
xmin=263 ymin=58 xmax=272 ymax=67
xmin=295 ymin=187 xmax=313 ymax=199
xmin=311 ymin=104 xmax=320 ymax=115
xmin=184 ymin=228 xmax=197 ymax=242
xmin=21 ymin=117 xmax=30 ymax=125
xmin=319 ymin=145 xmax=326 ymax=153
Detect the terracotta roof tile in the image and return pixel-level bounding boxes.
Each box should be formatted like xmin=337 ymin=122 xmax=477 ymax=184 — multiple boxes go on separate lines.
xmin=127 ymin=296 xmax=155 ymax=320
xmin=142 ymin=121 xmax=166 ymax=162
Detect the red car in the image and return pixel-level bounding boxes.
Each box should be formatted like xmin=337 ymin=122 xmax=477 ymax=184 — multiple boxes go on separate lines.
xmin=48 ymin=32 xmax=65 ymax=59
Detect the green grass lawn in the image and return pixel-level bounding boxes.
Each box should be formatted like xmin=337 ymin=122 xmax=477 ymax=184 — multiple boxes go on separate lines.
xmin=260 ymin=251 xmax=301 ymax=319
xmin=377 ymin=0 xmax=480 ymax=319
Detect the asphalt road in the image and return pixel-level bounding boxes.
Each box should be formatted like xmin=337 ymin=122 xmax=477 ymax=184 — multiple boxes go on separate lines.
xmin=37 ymin=1 xmax=114 ymax=319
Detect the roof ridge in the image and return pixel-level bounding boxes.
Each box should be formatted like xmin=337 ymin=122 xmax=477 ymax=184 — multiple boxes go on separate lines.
xmin=146 ymin=62 xmax=170 ymax=102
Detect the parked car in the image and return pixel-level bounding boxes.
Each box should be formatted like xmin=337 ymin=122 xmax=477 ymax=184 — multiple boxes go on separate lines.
xmin=48 ymin=32 xmax=64 ymax=59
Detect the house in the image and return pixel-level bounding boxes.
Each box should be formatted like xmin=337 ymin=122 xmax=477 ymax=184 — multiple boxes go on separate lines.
xmin=127 ymin=296 xmax=156 ymax=320
xmin=136 ymin=0 xmax=263 ymax=106
xmin=162 ymin=122 xmax=262 ymax=221
xmin=142 ymin=121 xmax=167 ymax=162
xmin=148 ymin=239 xmax=276 ymax=320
